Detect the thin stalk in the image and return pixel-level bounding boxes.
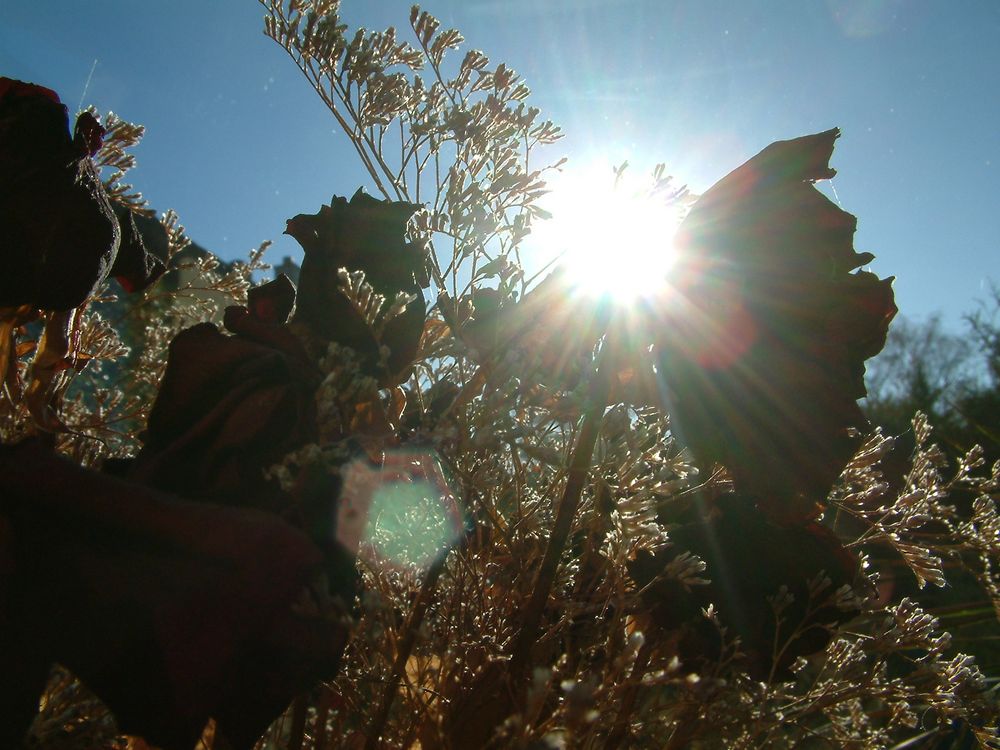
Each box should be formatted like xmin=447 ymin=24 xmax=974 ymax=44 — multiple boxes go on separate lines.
xmin=604 ymin=638 xmax=654 ymax=750
xmin=364 ymin=550 xmax=450 ymax=750
xmin=287 ymin=694 xmax=309 ymax=750
xmin=508 ymin=341 xmax=613 ymax=683
xmin=312 ymin=686 xmax=333 ymax=750
xmin=663 ymin=703 xmax=701 ymax=750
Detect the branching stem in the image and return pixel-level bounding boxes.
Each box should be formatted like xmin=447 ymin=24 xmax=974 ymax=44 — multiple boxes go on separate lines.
xmin=604 ymin=637 xmax=654 ymax=750
xmin=364 ymin=550 xmax=450 ymax=750
xmin=508 ymin=340 xmax=613 ymax=683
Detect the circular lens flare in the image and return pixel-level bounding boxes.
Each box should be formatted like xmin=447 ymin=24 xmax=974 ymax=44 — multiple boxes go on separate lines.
xmin=336 ymin=450 xmax=463 ymax=572
xmin=365 ymin=478 xmax=458 ymax=568
xmin=534 ymin=164 xmax=684 ymax=301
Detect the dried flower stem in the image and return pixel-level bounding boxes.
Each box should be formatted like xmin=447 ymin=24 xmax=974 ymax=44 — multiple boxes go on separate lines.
xmin=364 ymin=549 xmax=450 ymax=750
xmin=663 ymin=703 xmax=701 ymax=750
xmin=286 ymin=695 xmax=308 ymax=750
xmin=603 ymin=637 xmax=654 ymax=750
xmin=311 ymin=687 xmax=333 ymax=750
xmin=440 ymin=364 xmax=488 ymax=421
xmin=509 ymin=340 xmax=613 ymax=683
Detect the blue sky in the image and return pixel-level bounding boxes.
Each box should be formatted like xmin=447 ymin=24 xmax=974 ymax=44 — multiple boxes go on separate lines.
xmin=2 ymin=1 xmax=997 ymax=328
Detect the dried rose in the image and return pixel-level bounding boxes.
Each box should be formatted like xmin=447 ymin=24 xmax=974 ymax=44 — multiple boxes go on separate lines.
xmin=122 ymin=277 xmax=358 ymax=607
xmin=125 ymin=276 xmax=321 ymax=514
xmin=4 ymin=280 xmax=358 ymax=748
xmin=0 ymin=438 xmax=347 ymax=750
xmin=657 ymin=129 xmax=896 ymax=521
xmin=285 ymin=188 xmax=427 ymax=385
xmin=0 ymin=77 xmax=163 ymax=311
xmin=628 ymin=493 xmax=859 ymax=680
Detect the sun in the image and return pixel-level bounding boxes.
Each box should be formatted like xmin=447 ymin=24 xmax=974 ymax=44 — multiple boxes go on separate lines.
xmin=533 ymin=163 xmax=685 ymax=301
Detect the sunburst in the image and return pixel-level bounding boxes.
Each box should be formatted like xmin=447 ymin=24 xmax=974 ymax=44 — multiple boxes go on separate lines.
xmin=533 ymin=162 xmax=685 ymax=301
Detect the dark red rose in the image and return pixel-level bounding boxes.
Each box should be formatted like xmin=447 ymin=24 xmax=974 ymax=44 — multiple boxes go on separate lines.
xmin=0 ymin=280 xmax=359 ymax=749
xmin=123 ymin=276 xmax=358 ymax=598
xmin=0 ymin=77 xmax=163 ymax=311
xmin=0 ymin=439 xmax=348 ymax=750
xmin=628 ymin=493 xmax=859 ymax=680
xmin=657 ymin=129 xmax=896 ymax=521
xmin=126 ymin=276 xmax=321 ymax=513
xmin=286 ymin=188 xmax=427 ymax=385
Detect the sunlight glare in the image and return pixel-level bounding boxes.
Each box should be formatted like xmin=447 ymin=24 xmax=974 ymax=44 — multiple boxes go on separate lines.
xmin=535 ymin=164 xmax=684 ymax=301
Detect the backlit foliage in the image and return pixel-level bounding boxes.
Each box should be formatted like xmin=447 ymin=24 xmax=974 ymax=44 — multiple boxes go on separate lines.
xmin=262 ymin=0 xmax=564 ymax=302
xmin=2 ymin=4 xmax=998 ymax=750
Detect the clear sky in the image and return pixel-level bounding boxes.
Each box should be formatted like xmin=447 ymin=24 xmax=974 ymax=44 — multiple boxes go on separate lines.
xmin=2 ymin=1 xmax=997 ymax=328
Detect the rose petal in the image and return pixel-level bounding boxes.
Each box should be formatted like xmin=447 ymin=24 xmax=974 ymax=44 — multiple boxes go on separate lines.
xmin=658 ymin=129 xmax=896 ymax=519
xmin=247 ymin=274 xmax=296 ymax=326
xmin=0 ymin=439 xmax=344 ymax=750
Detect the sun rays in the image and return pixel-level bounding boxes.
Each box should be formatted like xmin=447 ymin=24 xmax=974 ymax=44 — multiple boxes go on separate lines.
xmin=533 ymin=162 xmax=687 ymax=302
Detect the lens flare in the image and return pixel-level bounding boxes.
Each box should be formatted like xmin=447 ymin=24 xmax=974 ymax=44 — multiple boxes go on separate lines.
xmin=336 ymin=450 xmax=463 ymax=572
xmin=365 ymin=478 xmax=457 ymax=568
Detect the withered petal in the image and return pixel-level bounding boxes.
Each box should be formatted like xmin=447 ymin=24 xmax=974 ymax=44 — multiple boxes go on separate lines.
xmin=130 ymin=322 xmax=319 ymax=510
xmin=247 ymin=273 xmax=296 ymax=326
xmin=110 ymin=204 xmax=166 ymax=293
xmin=73 ymin=110 xmax=106 ymax=157
xmin=0 ymin=77 xmax=151 ymax=312
xmin=0 ymin=77 xmax=59 ymax=103
xmin=1 ymin=155 xmax=119 ymax=311
xmin=0 ymin=76 xmax=70 ymax=162
xmin=0 ymin=439 xmax=343 ymax=750
xmin=659 ymin=129 xmax=896 ymax=519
